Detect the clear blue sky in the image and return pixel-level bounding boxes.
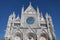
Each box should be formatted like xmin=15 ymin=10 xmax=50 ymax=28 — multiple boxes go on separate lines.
xmin=0 ymin=0 xmax=60 ymax=40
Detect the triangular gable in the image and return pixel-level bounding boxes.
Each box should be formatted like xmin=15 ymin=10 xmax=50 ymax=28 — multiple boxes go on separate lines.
xmin=25 ymin=3 xmax=36 ymax=13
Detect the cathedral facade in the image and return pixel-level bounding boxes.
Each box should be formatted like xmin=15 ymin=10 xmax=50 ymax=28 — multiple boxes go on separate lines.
xmin=5 ymin=3 xmax=56 ymax=40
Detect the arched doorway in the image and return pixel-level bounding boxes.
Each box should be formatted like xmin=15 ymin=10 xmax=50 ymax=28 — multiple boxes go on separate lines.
xmin=28 ymin=33 xmax=37 ymax=40
xmin=39 ymin=33 xmax=48 ymax=40
xmin=40 ymin=36 xmax=46 ymax=40
xmin=14 ymin=32 xmax=23 ymax=40
xmin=15 ymin=36 xmax=20 ymax=40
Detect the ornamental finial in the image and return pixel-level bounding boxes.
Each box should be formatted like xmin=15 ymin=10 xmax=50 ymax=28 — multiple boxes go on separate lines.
xmin=29 ymin=2 xmax=32 ymax=6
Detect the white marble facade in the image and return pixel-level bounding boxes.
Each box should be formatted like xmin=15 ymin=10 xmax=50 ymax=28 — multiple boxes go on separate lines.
xmin=4 ymin=2 xmax=56 ymax=40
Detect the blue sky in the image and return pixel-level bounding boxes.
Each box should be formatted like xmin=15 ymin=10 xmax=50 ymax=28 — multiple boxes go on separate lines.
xmin=0 ymin=0 xmax=60 ymax=40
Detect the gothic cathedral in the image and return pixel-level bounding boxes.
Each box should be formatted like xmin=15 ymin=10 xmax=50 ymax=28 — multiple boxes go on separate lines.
xmin=4 ymin=3 xmax=56 ymax=40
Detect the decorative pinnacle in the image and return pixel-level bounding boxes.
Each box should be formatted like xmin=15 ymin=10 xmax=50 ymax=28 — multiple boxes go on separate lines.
xmin=17 ymin=14 xmax=19 ymax=18
xmin=46 ymin=12 xmax=49 ymax=17
xmin=41 ymin=12 xmax=43 ymax=18
xmin=13 ymin=11 xmax=15 ymax=14
xmin=37 ymin=6 xmax=39 ymax=12
xmin=12 ymin=11 xmax=15 ymax=16
xmin=29 ymin=2 xmax=32 ymax=6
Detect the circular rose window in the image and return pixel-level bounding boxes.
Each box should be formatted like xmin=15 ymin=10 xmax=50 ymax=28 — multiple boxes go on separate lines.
xmin=26 ymin=17 xmax=34 ymax=24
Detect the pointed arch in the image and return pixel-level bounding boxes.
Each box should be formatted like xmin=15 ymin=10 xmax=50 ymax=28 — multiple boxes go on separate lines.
xmin=39 ymin=33 xmax=47 ymax=40
xmin=14 ymin=32 xmax=23 ymax=40
xmin=27 ymin=32 xmax=37 ymax=40
xmin=39 ymin=33 xmax=50 ymax=40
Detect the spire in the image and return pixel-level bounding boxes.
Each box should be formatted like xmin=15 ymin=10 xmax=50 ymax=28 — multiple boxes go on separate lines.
xmin=9 ymin=14 xmax=13 ymax=18
xmin=37 ymin=6 xmax=39 ymax=13
xmin=37 ymin=6 xmax=41 ymax=26
xmin=46 ymin=12 xmax=49 ymax=17
xmin=29 ymin=2 xmax=33 ymax=9
xmin=25 ymin=2 xmax=36 ymax=13
xmin=22 ymin=5 xmax=24 ymax=14
xmin=41 ymin=12 xmax=43 ymax=18
xmin=29 ymin=2 xmax=32 ymax=6
xmin=29 ymin=2 xmax=32 ymax=9
xmin=37 ymin=6 xmax=40 ymax=17
xmin=13 ymin=11 xmax=15 ymax=15
xmin=17 ymin=14 xmax=20 ymax=19
xmin=12 ymin=11 xmax=16 ymax=18
xmin=45 ymin=12 xmax=51 ymax=19
xmin=40 ymin=12 xmax=45 ymax=21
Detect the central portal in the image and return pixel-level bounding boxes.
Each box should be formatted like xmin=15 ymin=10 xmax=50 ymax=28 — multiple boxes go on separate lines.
xmin=15 ymin=36 xmax=21 ymax=40
xmin=40 ymin=37 xmax=46 ymax=40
